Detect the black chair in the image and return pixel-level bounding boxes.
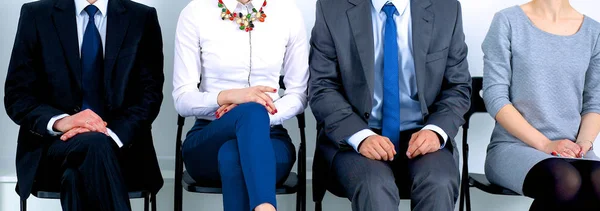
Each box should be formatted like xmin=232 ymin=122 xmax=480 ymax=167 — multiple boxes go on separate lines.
xmin=173 ymin=76 xmax=307 ymax=211
xmin=458 ymin=77 xmax=519 ymax=211
xmin=20 ymin=189 xmax=156 ymax=211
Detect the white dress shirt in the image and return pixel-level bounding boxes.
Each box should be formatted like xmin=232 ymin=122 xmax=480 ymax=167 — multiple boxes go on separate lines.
xmin=46 ymin=0 xmax=123 ymax=148
xmin=173 ymin=0 xmax=309 ymax=125
xmin=345 ymin=0 xmax=448 ymax=152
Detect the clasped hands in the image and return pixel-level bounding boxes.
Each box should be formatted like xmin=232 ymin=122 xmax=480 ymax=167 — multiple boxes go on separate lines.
xmin=53 ymin=109 xmax=109 ymax=141
xmin=359 ymin=130 xmax=441 ymax=161
xmin=542 ymin=139 xmax=593 ymax=158
xmin=215 ymin=86 xmax=279 ymax=118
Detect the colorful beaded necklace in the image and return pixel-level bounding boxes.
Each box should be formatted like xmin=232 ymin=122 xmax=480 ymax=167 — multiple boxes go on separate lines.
xmin=218 ymin=0 xmax=268 ymax=32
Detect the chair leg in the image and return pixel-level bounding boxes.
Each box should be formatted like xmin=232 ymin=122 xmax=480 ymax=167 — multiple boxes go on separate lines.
xmin=174 ymin=181 xmax=182 ymax=211
xmin=151 ymin=193 xmax=157 ymax=211
xmin=20 ymin=199 xmax=26 ymax=211
xmin=465 ymin=183 xmax=472 ymax=211
xmin=459 ymin=183 xmax=465 ymax=211
xmin=144 ymin=193 xmax=150 ymax=211
xmin=461 ymin=133 xmax=471 ymax=211
xmin=459 ymin=164 xmax=469 ymax=211
xmin=315 ymin=201 xmax=322 ymax=211
xmin=296 ymin=187 xmax=305 ymax=211
xmin=296 ymin=192 xmax=301 ymax=211
xmin=301 ymin=188 xmax=306 ymax=211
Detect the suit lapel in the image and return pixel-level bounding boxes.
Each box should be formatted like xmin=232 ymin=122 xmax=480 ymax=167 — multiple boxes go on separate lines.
xmin=348 ymin=0 xmax=375 ymax=97
xmin=104 ymin=0 xmax=129 ymax=90
xmin=411 ymin=0 xmax=433 ymax=114
xmin=53 ymin=0 xmax=83 ymax=91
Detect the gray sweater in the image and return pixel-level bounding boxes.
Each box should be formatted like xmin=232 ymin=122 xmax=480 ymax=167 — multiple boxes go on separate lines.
xmin=482 ymin=6 xmax=600 ymax=194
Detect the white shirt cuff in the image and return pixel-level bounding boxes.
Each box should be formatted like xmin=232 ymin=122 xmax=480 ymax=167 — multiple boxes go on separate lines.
xmin=268 ymin=113 xmax=281 ymax=126
xmin=46 ymin=114 xmax=70 ymax=136
xmin=206 ymin=91 xmax=221 ymax=107
xmin=422 ymin=124 xmax=448 ymax=149
xmin=346 ymin=129 xmax=378 ymax=152
xmin=107 ymin=128 xmax=124 ymax=148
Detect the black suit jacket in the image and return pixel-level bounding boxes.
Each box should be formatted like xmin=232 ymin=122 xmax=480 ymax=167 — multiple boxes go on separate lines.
xmin=4 ymin=0 xmax=164 ymax=199
xmin=308 ymin=0 xmax=471 ymax=195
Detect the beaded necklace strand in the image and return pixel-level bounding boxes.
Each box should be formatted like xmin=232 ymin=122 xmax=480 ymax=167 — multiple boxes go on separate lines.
xmin=218 ymin=0 xmax=268 ymax=32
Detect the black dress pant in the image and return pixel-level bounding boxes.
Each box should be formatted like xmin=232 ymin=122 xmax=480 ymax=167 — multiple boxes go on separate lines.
xmin=45 ymin=132 xmax=131 ymax=211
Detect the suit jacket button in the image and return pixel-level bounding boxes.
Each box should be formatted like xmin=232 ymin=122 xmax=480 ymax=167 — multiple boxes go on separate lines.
xmin=364 ymin=113 xmax=370 ymax=119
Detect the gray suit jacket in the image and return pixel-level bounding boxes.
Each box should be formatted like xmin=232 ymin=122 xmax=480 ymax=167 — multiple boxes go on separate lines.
xmin=308 ymin=0 xmax=471 ymax=177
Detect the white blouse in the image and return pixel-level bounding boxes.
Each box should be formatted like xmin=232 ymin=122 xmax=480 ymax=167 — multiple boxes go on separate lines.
xmin=173 ymin=0 xmax=309 ymax=125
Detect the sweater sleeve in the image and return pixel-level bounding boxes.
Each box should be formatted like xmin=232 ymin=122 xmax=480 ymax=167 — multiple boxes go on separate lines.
xmin=482 ymin=12 xmax=513 ymax=118
xmin=582 ymin=32 xmax=600 ymax=115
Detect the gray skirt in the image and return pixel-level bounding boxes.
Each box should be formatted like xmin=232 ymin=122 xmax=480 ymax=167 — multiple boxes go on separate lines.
xmin=485 ymin=140 xmax=599 ymax=195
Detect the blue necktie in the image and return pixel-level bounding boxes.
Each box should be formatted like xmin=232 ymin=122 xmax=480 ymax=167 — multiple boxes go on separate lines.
xmin=81 ymin=5 xmax=104 ymax=117
xmin=381 ymin=4 xmax=400 ymax=147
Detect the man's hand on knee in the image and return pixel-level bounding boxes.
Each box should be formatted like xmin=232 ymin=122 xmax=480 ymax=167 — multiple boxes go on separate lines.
xmin=60 ymin=127 xmax=92 ymax=141
xmin=359 ymin=135 xmax=396 ymax=161
xmin=53 ymin=109 xmax=108 ymax=135
xmin=406 ymin=130 xmax=441 ymax=159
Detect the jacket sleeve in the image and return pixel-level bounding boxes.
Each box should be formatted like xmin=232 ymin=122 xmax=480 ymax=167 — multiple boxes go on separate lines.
xmin=423 ymin=2 xmax=472 ymax=140
xmin=109 ymin=8 xmax=164 ymax=147
xmin=4 ymin=4 xmax=64 ymax=138
xmin=308 ymin=1 xmax=369 ymax=148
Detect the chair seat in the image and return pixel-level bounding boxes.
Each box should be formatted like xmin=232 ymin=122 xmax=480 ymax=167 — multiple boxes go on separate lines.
xmin=182 ymin=170 xmax=299 ymax=194
xmin=469 ymin=173 xmax=519 ymax=195
xmin=33 ymin=190 xmax=150 ymax=199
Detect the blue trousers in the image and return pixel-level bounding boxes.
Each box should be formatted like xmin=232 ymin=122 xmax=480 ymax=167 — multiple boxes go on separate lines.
xmin=182 ymin=103 xmax=296 ymax=211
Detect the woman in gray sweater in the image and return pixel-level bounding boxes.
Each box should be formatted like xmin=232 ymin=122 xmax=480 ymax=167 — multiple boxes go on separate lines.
xmin=483 ymin=0 xmax=600 ymax=210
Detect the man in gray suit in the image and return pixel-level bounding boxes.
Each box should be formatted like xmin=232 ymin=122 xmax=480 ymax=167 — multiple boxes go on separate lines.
xmin=309 ymin=0 xmax=471 ymax=210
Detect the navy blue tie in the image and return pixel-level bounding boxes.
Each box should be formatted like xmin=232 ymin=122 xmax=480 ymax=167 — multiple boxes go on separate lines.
xmin=381 ymin=4 xmax=401 ymax=148
xmin=81 ymin=5 xmax=104 ymax=117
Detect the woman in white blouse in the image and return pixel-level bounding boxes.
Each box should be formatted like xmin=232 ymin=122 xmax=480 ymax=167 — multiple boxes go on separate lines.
xmin=172 ymin=0 xmax=308 ymax=210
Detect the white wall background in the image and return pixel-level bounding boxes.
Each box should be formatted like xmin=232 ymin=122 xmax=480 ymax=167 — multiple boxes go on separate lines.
xmin=1 ymin=0 xmax=599 ymax=210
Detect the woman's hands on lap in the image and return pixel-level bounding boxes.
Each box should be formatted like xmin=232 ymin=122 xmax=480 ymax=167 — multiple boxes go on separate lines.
xmin=542 ymin=139 xmax=582 ymax=158
xmin=216 ymin=104 xmax=238 ymax=118
xmin=576 ymin=140 xmax=593 ymax=158
xmin=216 ymin=86 xmax=278 ymax=117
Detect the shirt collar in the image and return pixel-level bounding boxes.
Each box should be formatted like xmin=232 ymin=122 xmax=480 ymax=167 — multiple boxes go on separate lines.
xmin=222 ymin=0 xmax=266 ymax=12
xmin=75 ymin=0 xmax=108 ymax=17
xmin=371 ymin=0 xmax=409 ymax=16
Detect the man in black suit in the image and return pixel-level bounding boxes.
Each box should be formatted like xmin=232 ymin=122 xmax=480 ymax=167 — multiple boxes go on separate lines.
xmin=4 ymin=0 xmax=164 ymax=210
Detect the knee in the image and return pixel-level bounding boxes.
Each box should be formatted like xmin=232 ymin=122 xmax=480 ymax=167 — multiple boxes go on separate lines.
xmin=217 ymin=141 xmax=242 ymax=179
xmin=412 ymin=165 xmax=459 ymax=198
xmin=590 ymin=167 xmax=600 ymax=197
xmin=553 ymin=171 xmax=581 ymax=202
xmin=71 ymin=132 xmax=113 ymax=152
xmin=527 ymin=159 xmax=582 ymax=202
xmin=554 ymin=177 xmax=581 ymax=202
xmin=235 ymin=103 xmax=269 ymax=123
xmin=61 ymin=168 xmax=78 ymax=184
xmin=352 ymin=171 xmax=399 ymax=201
